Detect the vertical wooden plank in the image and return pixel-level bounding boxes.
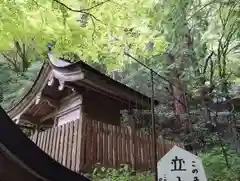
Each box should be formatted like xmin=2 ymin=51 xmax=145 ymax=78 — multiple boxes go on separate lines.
xmin=129 ymin=126 xmax=133 ymax=169
xmin=101 ymin=122 xmax=105 ymax=166
xmin=149 ymin=134 xmax=153 ymax=171
xmin=35 ymin=125 xmax=40 ymax=145
xmin=31 ymin=134 xmax=36 ymax=143
xmin=164 ymin=139 xmax=168 ymax=155
xmin=135 ymin=131 xmax=139 ymax=169
xmin=167 ymin=140 xmax=171 ymax=152
xmin=33 ymin=132 xmax=37 ymax=146
xmin=120 ymin=126 xmax=123 ymax=165
xmin=163 ymin=138 xmax=166 ymax=155
xmin=156 ymin=138 xmax=159 ymax=161
xmin=141 ymin=133 xmax=146 ymax=170
xmin=140 ymin=131 xmax=144 ymax=168
xmin=48 ymin=128 xmax=53 ymax=156
xmin=40 ymin=131 xmax=45 ymax=151
xmin=121 ymin=127 xmax=126 ymax=166
xmin=39 ymin=132 xmax=44 ymax=150
xmin=36 ymin=132 xmax=40 ymax=147
xmin=62 ymin=123 xmax=69 ymax=167
xmin=89 ymin=120 xmax=94 ymax=166
xmin=112 ymin=125 xmax=117 ymax=167
xmin=99 ymin=122 xmax=103 ymax=164
xmin=167 ymin=140 xmax=170 ymax=153
xmin=96 ymin=121 xmax=101 ymax=163
xmin=108 ymin=124 xmax=113 ymax=167
xmin=139 ymin=131 xmax=142 ymax=169
xmin=83 ymin=120 xmax=89 ymax=171
xmin=47 ymin=128 xmax=52 ymax=156
xmin=155 ymin=137 xmax=158 ymax=161
xmin=167 ymin=141 xmax=170 ymax=152
xmin=56 ymin=125 xmax=62 ymax=163
xmin=59 ymin=125 xmax=65 ymax=164
xmin=53 ymin=127 xmax=58 ymax=161
xmin=75 ymin=118 xmax=83 ymax=173
xmin=54 ymin=126 xmax=61 ymax=161
xmin=144 ymin=132 xmax=147 ymax=169
xmin=136 ymin=131 xmax=140 ymax=169
xmin=116 ymin=126 xmax=120 ymax=166
xmin=158 ymin=137 xmax=162 ymax=159
xmin=92 ymin=121 xmax=98 ymax=167
xmin=67 ymin=121 xmax=74 ymax=169
xmin=158 ymin=138 xmax=161 ymax=160
xmin=51 ymin=127 xmax=57 ymax=159
xmin=125 ymin=127 xmax=130 ymax=165
xmin=129 ymin=123 xmax=136 ymax=170
xmin=128 ymin=128 xmax=131 ymax=166
xmin=41 ymin=130 xmax=47 ymax=153
xmin=34 ymin=133 xmax=37 ymax=143
xmin=37 ymin=132 xmax=41 ymax=148
xmin=86 ymin=119 xmax=93 ymax=170
xmin=71 ymin=121 xmax=77 ymax=171
xmin=146 ymin=134 xmax=151 ymax=169
xmin=149 ymin=134 xmax=152 ymax=170
xmin=160 ymin=137 xmax=164 ymax=157
xmin=103 ymin=123 xmax=108 ymax=166
xmin=79 ymin=119 xmax=87 ymax=171
xmin=45 ymin=129 xmax=51 ymax=153
xmin=142 ymin=133 xmax=147 ymax=168
xmin=87 ymin=120 xmax=93 ymax=166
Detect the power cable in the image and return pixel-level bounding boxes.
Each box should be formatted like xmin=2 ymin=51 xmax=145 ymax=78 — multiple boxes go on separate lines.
xmin=124 ymin=52 xmax=232 ymax=117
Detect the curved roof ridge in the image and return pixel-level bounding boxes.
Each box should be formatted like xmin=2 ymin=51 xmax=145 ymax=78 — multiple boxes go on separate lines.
xmin=7 ymin=62 xmax=52 ymax=118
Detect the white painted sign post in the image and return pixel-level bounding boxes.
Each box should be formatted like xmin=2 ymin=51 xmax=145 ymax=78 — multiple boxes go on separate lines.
xmin=157 ymin=146 xmax=207 ymax=181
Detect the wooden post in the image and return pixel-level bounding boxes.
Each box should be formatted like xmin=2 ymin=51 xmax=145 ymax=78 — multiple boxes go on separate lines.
xmin=77 ymin=97 xmax=84 ymax=173
xmin=150 ymin=70 xmax=157 ymax=181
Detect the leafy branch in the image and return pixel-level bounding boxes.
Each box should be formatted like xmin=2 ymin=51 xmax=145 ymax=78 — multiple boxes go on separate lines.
xmin=187 ymin=0 xmax=218 ymax=21
xmin=52 ymin=0 xmax=110 ymax=22
xmin=52 ymin=0 xmax=111 ymax=41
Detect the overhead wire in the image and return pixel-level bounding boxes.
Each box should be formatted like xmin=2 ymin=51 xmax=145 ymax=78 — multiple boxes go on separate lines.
xmin=124 ymin=52 xmax=233 ymax=121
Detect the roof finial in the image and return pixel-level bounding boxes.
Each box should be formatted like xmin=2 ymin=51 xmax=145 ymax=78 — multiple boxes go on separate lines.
xmin=58 ymin=80 xmax=65 ymax=91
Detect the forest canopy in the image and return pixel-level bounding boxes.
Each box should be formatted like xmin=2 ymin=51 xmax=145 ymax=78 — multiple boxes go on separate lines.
xmin=0 ymin=0 xmax=240 ymax=180
xmin=0 ymin=0 xmax=167 ymax=71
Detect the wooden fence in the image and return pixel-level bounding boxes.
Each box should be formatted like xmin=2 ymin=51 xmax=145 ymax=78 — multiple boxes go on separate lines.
xmin=30 ymin=119 xmax=183 ymax=173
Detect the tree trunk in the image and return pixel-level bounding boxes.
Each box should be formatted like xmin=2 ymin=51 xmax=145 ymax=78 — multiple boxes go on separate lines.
xmin=172 ymin=78 xmax=191 ymax=133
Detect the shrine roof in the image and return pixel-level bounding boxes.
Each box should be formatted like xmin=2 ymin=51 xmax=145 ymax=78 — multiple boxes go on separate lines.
xmin=7 ymin=58 xmax=159 ymax=121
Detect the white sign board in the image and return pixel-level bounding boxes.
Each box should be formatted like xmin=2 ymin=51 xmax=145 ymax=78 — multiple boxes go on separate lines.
xmin=157 ymin=146 xmax=207 ymax=181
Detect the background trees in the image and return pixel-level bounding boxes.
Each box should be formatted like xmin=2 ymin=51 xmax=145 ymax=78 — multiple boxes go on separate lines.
xmin=0 ymin=0 xmax=240 ymax=180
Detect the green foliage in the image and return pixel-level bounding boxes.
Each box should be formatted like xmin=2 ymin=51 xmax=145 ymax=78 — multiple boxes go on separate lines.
xmin=91 ymin=164 xmax=153 ymax=181
xmin=89 ymin=149 xmax=240 ymax=181
xmin=0 ymin=1 xmax=240 ymax=180
xmin=0 ymin=61 xmax=42 ymax=109
xmin=202 ymin=147 xmax=240 ymax=181
xmin=0 ymin=0 xmax=167 ymax=72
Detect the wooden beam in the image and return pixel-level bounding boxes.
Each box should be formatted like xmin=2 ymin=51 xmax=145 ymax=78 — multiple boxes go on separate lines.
xmin=20 ymin=115 xmax=40 ymax=124
xmin=40 ymin=112 xmax=56 ymax=122
xmin=65 ymin=82 xmax=86 ymax=94
xmin=59 ymin=91 xmax=78 ymax=103
xmin=17 ymin=125 xmax=35 ymax=130
xmin=78 ymin=71 xmax=154 ymax=108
